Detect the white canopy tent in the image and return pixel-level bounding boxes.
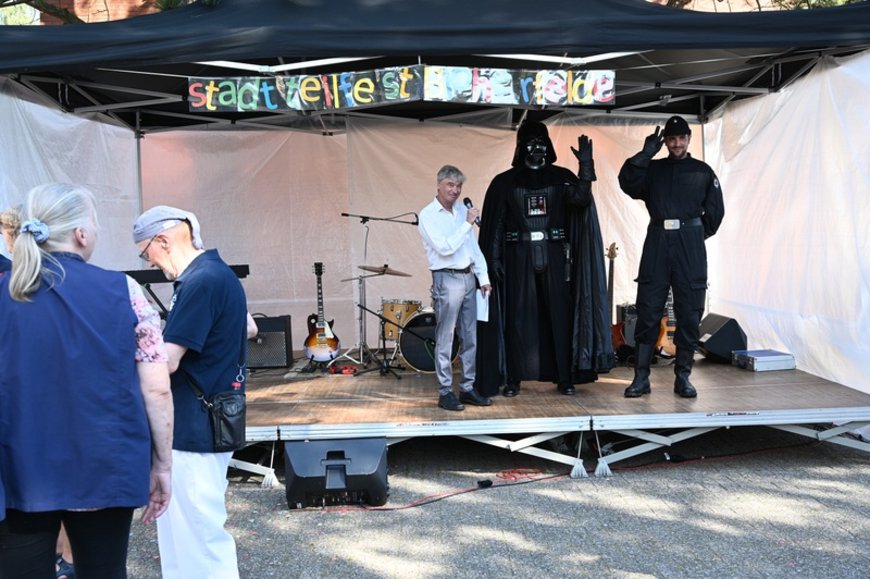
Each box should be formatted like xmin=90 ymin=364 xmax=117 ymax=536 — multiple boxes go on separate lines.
xmin=0 ymin=50 xmax=867 ymax=409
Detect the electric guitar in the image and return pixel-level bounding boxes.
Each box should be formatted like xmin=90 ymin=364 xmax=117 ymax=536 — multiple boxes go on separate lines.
xmin=656 ymin=288 xmax=677 ymax=359
xmin=303 ymin=262 xmax=340 ymax=362
xmin=606 ymin=243 xmax=626 ymax=350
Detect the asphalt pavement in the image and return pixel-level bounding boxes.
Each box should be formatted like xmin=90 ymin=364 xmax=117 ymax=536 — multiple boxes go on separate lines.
xmin=126 ymin=426 xmax=870 ymax=578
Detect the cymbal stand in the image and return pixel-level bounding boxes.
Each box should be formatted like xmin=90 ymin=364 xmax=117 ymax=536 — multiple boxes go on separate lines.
xmin=330 ymin=270 xmax=384 ymax=368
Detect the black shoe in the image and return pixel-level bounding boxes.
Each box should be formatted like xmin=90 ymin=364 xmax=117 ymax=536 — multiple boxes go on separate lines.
xmin=459 ymin=389 xmax=492 ymax=406
xmin=438 ymin=392 xmax=465 ymax=411
xmin=557 ymin=383 xmax=576 ymax=395
xmin=502 ymin=382 xmax=520 ymax=397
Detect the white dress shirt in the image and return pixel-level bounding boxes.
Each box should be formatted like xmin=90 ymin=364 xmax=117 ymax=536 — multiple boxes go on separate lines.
xmin=418 ymin=197 xmax=490 ymax=287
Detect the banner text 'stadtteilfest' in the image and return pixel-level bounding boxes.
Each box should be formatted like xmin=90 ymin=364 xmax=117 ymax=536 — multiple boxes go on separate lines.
xmin=188 ymin=65 xmax=615 ymax=113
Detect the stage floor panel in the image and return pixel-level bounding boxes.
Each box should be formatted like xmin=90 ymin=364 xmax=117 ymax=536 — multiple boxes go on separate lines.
xmin=245 ymin=357 xmax=870 ymax=436
xmin=235 ymin=357 xmax=870 ymax=476
xmin=246 ymin=370 xmax=591 ymax=431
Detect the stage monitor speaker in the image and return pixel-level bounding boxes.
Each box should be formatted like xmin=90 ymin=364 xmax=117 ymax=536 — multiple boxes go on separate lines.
xmin=698 ymin=313 xmax=747 ymax=363
xmin=248 ymin=315 xmax=293 ymax=369
xmin=284 ymin=438 xmax=389 ymax=509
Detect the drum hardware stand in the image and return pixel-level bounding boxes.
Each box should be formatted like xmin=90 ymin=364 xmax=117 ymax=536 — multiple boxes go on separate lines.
xmin=354 ymin=304 xmax=407 ymax=379
xmin=330 ymin=270 xmax=381 ymax=369
xmin=331 ymin=211 xmax=419 ymax=369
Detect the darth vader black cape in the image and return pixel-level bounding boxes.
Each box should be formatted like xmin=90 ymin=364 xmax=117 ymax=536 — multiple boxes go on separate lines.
xmin=473 ymin=161 xmax=614 ymax=398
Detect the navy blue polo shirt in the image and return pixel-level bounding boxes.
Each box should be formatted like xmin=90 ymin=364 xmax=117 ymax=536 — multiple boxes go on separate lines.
xmin=0 ymin=254 xmax=10 ymax=273
xmin=164 ymin=249 xmax=248 ymax=452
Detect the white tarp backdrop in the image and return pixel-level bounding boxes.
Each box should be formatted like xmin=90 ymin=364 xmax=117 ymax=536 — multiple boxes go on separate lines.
xmin=1 ymin=51 xmax=867 ymax=399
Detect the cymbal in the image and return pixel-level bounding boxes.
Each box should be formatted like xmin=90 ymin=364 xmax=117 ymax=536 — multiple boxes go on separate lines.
xmin=358 ymin=264 xmax=411 ymax=277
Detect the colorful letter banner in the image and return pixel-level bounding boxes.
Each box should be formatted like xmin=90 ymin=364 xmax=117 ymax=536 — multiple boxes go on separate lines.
xmin=188 ymin=65 xmax=424 ymax=113
xmin=188 ymin=65 xmax=615 ymax=113
xmin=424 ymin=66 xmax=615 ymax=106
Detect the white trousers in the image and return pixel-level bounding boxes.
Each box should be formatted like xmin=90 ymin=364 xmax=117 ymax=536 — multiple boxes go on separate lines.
xmin=157 ymin=450 xmax=239 ymax=579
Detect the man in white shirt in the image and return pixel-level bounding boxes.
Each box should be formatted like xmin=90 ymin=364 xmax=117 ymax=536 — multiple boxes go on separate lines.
xmin=418 ymin=165 xmax=493 ymax=411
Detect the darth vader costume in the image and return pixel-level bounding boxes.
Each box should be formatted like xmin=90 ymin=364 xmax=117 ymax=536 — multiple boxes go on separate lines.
xmin=474 ymin=121 xmax=613 ymax=397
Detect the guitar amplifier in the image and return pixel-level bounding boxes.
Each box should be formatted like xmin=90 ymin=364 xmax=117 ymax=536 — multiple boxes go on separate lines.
xmin=248 ymin=315 xmax=293 ymax=369
xmin=616 ymin=303 xmax=638 ymax=347
xmin=616 ymin=303 xmax=637 ymax=323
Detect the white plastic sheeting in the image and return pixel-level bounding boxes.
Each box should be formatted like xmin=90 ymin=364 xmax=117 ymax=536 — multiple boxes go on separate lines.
xmin=0 ymin=78 xmax=139 ymax=271
xmin=0 ymin=51 xmax=867 ymax=404
xmin=708 ymin=52 xmax=870 ymax=396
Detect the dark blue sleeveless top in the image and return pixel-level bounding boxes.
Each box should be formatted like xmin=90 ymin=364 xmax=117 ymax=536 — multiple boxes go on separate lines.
xmin=0 ymin=253 xmax=151 ymax=511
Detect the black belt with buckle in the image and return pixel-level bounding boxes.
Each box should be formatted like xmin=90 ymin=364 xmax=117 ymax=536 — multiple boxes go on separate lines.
xmin=433 ymin=265 xmax=472 ymax=274
xmin=506 ymin=228 xmax=567 ymax=242
xmin=650 ymin=217 xmax=702 ymax=230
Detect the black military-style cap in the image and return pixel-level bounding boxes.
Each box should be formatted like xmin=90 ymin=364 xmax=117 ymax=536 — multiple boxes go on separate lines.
xmin=662 ymin=115 xmax=692 ymax=137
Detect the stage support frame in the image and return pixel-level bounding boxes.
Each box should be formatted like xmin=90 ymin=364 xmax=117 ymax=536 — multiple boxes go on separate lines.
xmin=590 ymin=411 xmax=870 ymax=477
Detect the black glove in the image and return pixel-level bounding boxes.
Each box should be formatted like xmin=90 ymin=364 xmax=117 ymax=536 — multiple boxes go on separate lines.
xmin=491 ymin=259 xmax=505 ymax=283
xmin=571 ymin=134 xmax=596 ymax=182
xmin=641 ymin=126 xmax=664 ymax=159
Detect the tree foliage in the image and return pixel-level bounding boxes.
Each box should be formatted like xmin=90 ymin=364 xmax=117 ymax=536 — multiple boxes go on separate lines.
xmin=0 ymin=0 xmax=83 ymax=24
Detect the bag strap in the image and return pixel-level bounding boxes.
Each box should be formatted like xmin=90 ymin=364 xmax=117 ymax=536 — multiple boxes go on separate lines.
xmin=180 ymin=368 xmax=215 ymax=412
xmin=179 ymin=319 xmax=250 ymax=407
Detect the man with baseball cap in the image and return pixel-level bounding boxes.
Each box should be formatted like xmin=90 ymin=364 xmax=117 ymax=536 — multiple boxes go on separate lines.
xmin=618 ymin=115 xmax=725 ymax=399
xmin=133 ymin=205 xmax=248 ymax=578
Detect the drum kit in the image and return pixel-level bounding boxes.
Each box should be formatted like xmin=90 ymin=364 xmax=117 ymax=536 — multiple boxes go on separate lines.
xmin=335 ymin=263 xmax=457 ymax=374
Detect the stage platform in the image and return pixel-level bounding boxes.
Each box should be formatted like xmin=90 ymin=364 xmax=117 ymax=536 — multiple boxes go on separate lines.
xmin=236 ymin=355 xmax=870 ymax=480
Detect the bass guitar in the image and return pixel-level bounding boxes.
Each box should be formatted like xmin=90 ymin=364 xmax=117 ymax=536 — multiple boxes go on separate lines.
xmin=303 ymin=262 xmax=340 ymax=362
xmin=606 ymin=242 xmax=626 ymax=350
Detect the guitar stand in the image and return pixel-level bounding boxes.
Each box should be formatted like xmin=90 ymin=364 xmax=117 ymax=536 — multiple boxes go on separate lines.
xmin=300 ymin=358 xmax=330 ymax=374
xmin=354 ymin=305 xmax=406 ymax=379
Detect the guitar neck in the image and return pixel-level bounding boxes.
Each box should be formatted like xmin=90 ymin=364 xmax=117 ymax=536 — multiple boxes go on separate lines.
xmin=608 ymin=264 xmax=614 ymax=324
xmin=316 ymin=275 xmax=325 ymax=323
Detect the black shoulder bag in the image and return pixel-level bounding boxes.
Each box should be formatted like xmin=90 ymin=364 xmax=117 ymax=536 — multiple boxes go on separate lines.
xmin=181 ymin=334 xmax=247 ymax=452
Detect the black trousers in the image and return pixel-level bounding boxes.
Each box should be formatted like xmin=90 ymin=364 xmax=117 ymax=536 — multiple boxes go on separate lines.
xmin=634 ymin=226 xmax=707 ymax=349
xmin=0 ymin=507 xmax=134 ymax=579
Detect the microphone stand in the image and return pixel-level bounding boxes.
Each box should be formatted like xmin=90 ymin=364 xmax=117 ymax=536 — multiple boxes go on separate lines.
xmin=330 ymin=211 xmax=418 ymax=369
xmin=340 ymin=212 xmax=419 ymax=227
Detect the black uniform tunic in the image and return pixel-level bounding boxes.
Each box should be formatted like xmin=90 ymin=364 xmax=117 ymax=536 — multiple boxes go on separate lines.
xmin=618 ymin=152 xmax=725 ymax=351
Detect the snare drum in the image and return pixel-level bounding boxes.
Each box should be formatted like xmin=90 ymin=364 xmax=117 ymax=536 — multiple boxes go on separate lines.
xmin=380 ymin=299 xmax=421 ymax=340
xmin=398 ymin=309 xmax=459 ymax=373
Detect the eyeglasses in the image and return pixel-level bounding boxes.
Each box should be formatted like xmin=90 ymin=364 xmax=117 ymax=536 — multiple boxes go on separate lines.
xmin=138 ymin=235 xmax=157 ymax=261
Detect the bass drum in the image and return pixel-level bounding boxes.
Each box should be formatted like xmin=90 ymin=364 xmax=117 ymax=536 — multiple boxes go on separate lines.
xmin=399 ymin=309 xmax=459 ymax=373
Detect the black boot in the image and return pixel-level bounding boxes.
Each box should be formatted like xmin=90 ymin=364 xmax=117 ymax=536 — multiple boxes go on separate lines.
xmin=624 ymin=343 xmax=654 ymax=398
xmin=674 ymin=349 xmax=698 ymax=398
xmin=502 ymin=381 xmax=521 ymax=397
xmin=557 ymin=382 xmax=576 ymax=395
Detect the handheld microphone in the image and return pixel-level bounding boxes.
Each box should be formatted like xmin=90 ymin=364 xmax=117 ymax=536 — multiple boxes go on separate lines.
xmin=463 ymin=197 xmax=481 ymax=226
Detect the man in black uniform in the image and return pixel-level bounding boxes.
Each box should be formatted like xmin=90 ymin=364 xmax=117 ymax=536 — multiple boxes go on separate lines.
xmin=618 ymin=115 xmax=725 ymax=398
xmin=475 ymin=121 xmax=612 ymax=398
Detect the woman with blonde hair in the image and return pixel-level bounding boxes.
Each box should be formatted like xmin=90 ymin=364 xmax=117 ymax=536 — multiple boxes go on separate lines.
xmin=0 ymin=183 xmax=174 ymax=578
xmin=0 ymin=205 xmax=20 ymax=273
